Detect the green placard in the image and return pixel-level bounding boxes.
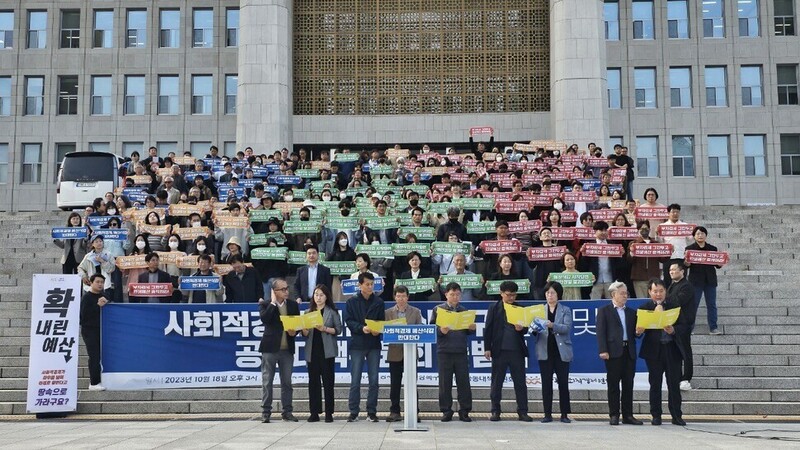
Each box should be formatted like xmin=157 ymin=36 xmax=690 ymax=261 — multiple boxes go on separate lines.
xmin=249 ymin=210 xmax=283 ymax=222
xmin=370 ymin=165 xmax=394 ymax=176
xmin=405 ymin=184 xmax=430 ymax=195
xmin=440 ymin=273 xmax=483 ymax=290
xmin=325 ymin=216 xmax=360 ymax=231
xmin=485 ymin=279 xmax=531 ymax=295
xmin=398 ymin=213 xmax=430 ymax=226
xmin=307 ymin=200 xmax=341 ymax=211
xmin=467 ymin=221 xmax=497 ymax=234
xmin=395 ymin=278 xmax=437 ymax=294
xmin=308 ymin=180 xmax=338 ymax=192
xmin=345 ymin=186 xmax=368 ymax=197
xmin=460 ymin=198 xmax=496 ymax=211
xmin=283 ymin=220 xmax=322 ymax=234
xmin=548 ymin=272 xmax=595 ymax=288
xmin=321 ymin=260 xmax=357 ymax=276
xmin=289 ymin=208 xmax=326 ymax=220
xmin=355 ymin=243 xmax=395 ymax=258
xmin=431 ymin=241 xmax=472 ymax=255
xmin=287 ymin=251 xmax=327 ymax=265
xmin=398 ymin=226 xmax=436 ymax=241
xmin=334 ymin=152 xmax=360 ymax=162
xmin=427 ymin=201 xmax=456 ymax=215
xmin=365 ymin=216 xmax=400 ymax=230
xmin=292 ymin=189 xmax=310 ymax=200
xmin=355 ymin=207 xmax=380 ymax=218
xmin=250 ymin=247 xmax=289 ymax=261
xmin=391 ymin=243 xmax=432 ymax=256
xmin=296 ymin=169 xmax=320 ymax=179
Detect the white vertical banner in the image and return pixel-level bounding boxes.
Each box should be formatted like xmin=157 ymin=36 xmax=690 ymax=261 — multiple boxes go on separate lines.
xmin=26 ymin=274 xmax=81 ymax=413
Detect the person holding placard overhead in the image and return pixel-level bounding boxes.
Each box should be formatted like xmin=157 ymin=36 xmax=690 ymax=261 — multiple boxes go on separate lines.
xmin=258 ymin=278 xmax=300 ymax=423
xmin=483 ymin=281 xmax=533 ymax=422
xmin=635 ymin=278 xmax=685 ymax=426
xmin=384 ymin=285 xmax=424 ymax=422
xmin=301 ymin=285 xmax=342 ymax=423
xmin=531 ymin=281 xmax=573 ymax=423
xmin=54 ymin=212 xmax=87 ymax=275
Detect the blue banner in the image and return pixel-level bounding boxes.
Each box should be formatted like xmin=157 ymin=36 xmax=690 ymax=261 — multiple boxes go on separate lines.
xmin=250 ymin=168 xmax=270 ymax=178
xmin=184 ymin=171 xmax=211 ymax=181
xmin=405 ymin=172 xmax=432 ymax=181
xmin=100 ymin=300 xmax=648 ymax=390
xmin=52 ymin=227 xmax=88 ymax=240
xmin=218 ymin=187 xmax=246 ymax=201
xmin=239 ymin=178 xmax=264 ymax=189
xmin=92 ymin=229 xmax=129 ymax=241
xmin=122 ymin=188 xmax=149 ymax=204
xmin=383 ymin=325 xmax=437 ymax=344
xmin=179 ymin=276 xmax=222 ymax=291
xmin=341 ymin=278 xmax=384 ymax=296
xmin=268 ymin=175 xmax=302 ymax=185
xmin=87 ymin=215 xmax=121 ymax=227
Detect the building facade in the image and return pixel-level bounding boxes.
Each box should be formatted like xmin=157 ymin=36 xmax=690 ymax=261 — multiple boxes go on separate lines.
xmin=0 ymin=0 xmax=797 ymax=211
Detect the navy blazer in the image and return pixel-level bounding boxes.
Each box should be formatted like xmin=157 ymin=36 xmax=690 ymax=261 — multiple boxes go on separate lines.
xmin=483 ymin=300 xmax=529 ymax=357
xmin=293 ymin=264 xmax=333 ymax=302
xmin=258 ymin=299 xmax=300 ymax=353
xmin=222 ymin=267 xmax=264 ymax=303
xmin=596 ymin=302 xmax=638 ymax=360
xmin=134 ymin=269 xmax=175 ymax=304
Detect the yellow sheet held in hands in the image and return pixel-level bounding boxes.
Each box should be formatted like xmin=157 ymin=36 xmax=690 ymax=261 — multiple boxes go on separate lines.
xmin=503 ymin=303 xmax=547 ymax=327
xmin=636 ymin=307 xmax=681 ymax=330
xmin=279 ymin=310 xmax=324 ymax=331
xmin=434 ymin=309 xmax=477 ymax=331
xmin=365 ymin=318 xmax=407 ymax=333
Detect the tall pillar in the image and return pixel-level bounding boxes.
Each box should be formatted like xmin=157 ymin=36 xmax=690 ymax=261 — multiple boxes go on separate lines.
xmin=550 ymin=0 xmax=609 ymax=150
xmin=237 ymin=0 xmax=293 ymax=153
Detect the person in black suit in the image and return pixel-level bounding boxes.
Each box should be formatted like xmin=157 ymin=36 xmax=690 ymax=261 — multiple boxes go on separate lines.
xmin=596 ymin=281 xmax=642 ymax=426
xmin=579 ymin=221 xmax=626 ymax=299
xmin=635 ymin=278 xmax=685 ymax=426
xmin=483 ymin=281 xmax=533 ymax=422
xmin=223 ymin=254 xmax=264 ymax=303
xmin=258 ymin=278 xmax=300 ymax=423
xmin=398 ymin=251 xmax=434 ymax=301
xmin=685 ymin=226 xmax=721 ymax=335
xmin=293 ymin=245 xmax=332 ymax=303
xmin=667 ymin=261 xmax=697 ymax=391
xmin=133 ymin=252 xmax=177 ymax=303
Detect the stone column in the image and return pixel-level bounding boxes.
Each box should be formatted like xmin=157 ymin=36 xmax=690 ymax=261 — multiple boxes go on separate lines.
xmin=237 ymin=0 xmax=293 ymax=152
xmin=550 ymin=0 xmax=609 ymax=150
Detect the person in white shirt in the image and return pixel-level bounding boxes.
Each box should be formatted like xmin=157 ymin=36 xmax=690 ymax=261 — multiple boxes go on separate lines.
xmin=657 ymin=204 xmax=692 ymax=288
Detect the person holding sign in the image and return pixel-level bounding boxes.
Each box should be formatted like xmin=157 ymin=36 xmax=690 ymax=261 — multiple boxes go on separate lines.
xmin=186 ymin=255 xmax=224 ymax=303
xmin=580 ymin=221 xmax=625 ymax=300
xmin=343 ymin=272 xmax=385 ymax=423
xmin=629 ymin=222 xmax=664 ymax=298
xmin=430 ymin=282 xmax=475 ymax=423
xmin=658 ymin=204 xmax=692 ymax=288
xmin=532 ymin=282 xmax=573 ymax=423
xmin=81 ymin=274 xmax=111 ymax=391
xmin=634 ymin=278 xmax=684 ymax=426
xmin=486 ymin=254 xmax=523 ymax=300
xmin=385 ymin=285 xmax=423 ymax=422
xmin=596 ymin=281 xmax=642 ymax=426
xmin=301 ymin=285 xmax=342 ymax=423
xmin=133 ymin=253 xmax=175 ymax=303
xmin=258 ymin=278 xmax=300 ymax=423
xmin=398 ymin=251 xmax=434 ymax=301
xmin=77 ymin=235 xmax=116 ymax=296
xmin=54 ymin=212 xmax=87 ymax=275
xmin=685 ymin=226 xmax=721 ymax=335
xmin=483 ymin=281 xmax=533 ymax=422
xmin=214 ymin=203 xmax=253 ymax=260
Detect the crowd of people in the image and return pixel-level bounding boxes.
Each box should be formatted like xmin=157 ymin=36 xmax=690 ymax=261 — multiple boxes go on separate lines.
xmin=63 ymin=136 xmax=724 ymax=425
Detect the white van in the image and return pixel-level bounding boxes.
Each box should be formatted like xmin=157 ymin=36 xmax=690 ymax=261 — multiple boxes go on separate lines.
xmin=57 ymin=152 xmax=123 ymax=210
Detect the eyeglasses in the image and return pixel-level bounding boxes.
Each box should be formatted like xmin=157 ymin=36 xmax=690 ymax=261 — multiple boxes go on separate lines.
xmin=274 ymin=287 xmax=289 ymax=291
xmin=109 ymin=223 xmax=119 ymax=228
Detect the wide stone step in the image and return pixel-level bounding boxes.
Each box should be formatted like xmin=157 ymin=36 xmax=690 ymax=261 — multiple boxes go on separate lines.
xmin=695 ymin=377 xmax=800 ymax=390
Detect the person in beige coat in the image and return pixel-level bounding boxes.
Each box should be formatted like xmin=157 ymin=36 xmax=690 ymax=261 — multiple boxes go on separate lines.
xmin=384 ymin=285 xmax=423 ymax=422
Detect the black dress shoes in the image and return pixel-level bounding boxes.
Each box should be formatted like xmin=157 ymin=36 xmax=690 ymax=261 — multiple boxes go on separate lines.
xmin=672 ymin=417 xmax=687 ymax=426
xmin=441 ymin=411 xmax=454 ymax=422
xmin=651 ymin=417 xmax=662 ymax=426
xmin=609 ymin=416 xmax=620 ymax=425
xmin=622 ymin=416 xmax=643 ymax=425
xmin=458 ymin=412 xmax=472 ymax=422
xmin=490 ymin=412 xmax=501 ymax=422
xmin=518 ymin=413 xmax=533 ymax=422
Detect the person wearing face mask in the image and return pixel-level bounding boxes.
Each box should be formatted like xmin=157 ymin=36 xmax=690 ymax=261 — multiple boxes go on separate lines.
xmin=122 ymin=233 xmax=152 ymax=302
xmin=162 ymin=234 xmax=187 ymax=302
xmin=288 ymin=207 xmax=321 ymax=252
xmin=252 ymin=237 xmax=289 ymax=300
xmin=77 ymin=235 xmax=117 ymax=297
xmin=435 ymin=207 xmax=467 ymax=243
xmin=528 ymin=227 xmax=565 ymax=300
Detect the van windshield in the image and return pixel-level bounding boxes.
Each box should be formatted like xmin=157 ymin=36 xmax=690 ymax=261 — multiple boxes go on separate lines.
xmin=62 ymin=155 xmax=115 ymax=182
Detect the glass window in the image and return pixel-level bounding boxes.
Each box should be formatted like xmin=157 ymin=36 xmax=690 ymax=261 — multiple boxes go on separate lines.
xmin=634 ymin=68 xmax=657 ymax=108
xmin=158 ymin=75 xmax=179 ymax=115
xmin=777 ymin=64 xmax=799 ymax=105
xmin=705 ymin=66 xmax=727 ymax=107
xmin=0 ymin=143 xmax=7 ymax=183
xmin=707 ymin=136 xmax=730 ymax=177
xmin=636 ymin=137 xmax=659 ymax=177
xmin=667 ymin=0 xmax=690 ymax=39
xmin=27 ymin=11 xmax=47 ymax=49
xmin=703 ymin=0 xmax=725 ymax=37
xmin=744 ymin=135 xmax=767 ymax=176
xmin=22 ymin=143 xmax=42 ymax=183
xmin=0 ymin=11 xmax=14 ymax=49
xmin=122 ymin=142 xmax=143 ymax=158
xmin=604 ymin=1 xmax=620 ymax=41
xmin=160 ymin=9 xmax=180 ymax=48
xmin=55 ymin=143 xmax=76 ymax=182
xmin=0 ymin=77 xmax=10 ymax=116
xmin=193 ymin=9 xmax=213 ymax=48
xmin=190 ymin=142 xmax=212 ymax=158
xmin=225 ymin=75 xmax=238 ymax=114
xmin=226 ymin=8 xmax=240 ymax=47
xmin=93 ymin=10 xmax=114 ymax=48
xmin=24 ymin=76 xmax=44 ymax=116
xmin=157 ymin=142 xmax=177 ymax=157
xmin=60 ymin=10 xmax=80 ymax=48
xmin=781 ymin=134 xmax=800 ymax=175
xmin=124 ymin=75 xmax=145 ymax=115
xmin=126 ymin=9 xmax=147 ymax=48
xmin=672 ymin=136 xmax=695 ymax=177
xmin=89 ymin=142 xmax=109 ymax=153
xmin=58 ymin=75 xmax=79 ymax=115
xmin=192 ymin=75 xmax=213 ymax=115
xmin=91 ymin=76 xmax=112 ymax=116
xmin=669 ymin=67 xmax=692 ymax=108
xmin=741 ymin=65 xmax=763 ymax=106
xmin=775 ymin=0 xmax=795 ymax=36
xmin=738 ymin=0 xmax=760 ymax=37
xmin=607 ymin=68 xmax=621 ymax=109
xmin=632 ymin=0 xmax=655 ymax=40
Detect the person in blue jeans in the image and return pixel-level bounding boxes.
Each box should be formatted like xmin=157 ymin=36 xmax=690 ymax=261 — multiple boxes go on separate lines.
xmin=343 ymin=272 xmax=385 ymax=422
xmin=685 ymin=226 xmax=721 ymax=335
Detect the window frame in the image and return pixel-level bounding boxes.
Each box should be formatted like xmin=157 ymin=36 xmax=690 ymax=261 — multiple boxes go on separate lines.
xmin=669 ymin=67 xmax=692 ymax=108
xmin=60 ymin=9 xmax=81 ymax=49
xmin=607 ymin=68 xmax=622 ymax=109
xmin=93 ymin=9 xmax=114 ymax=48
xmin=634 ymin=67 xmax=657 ymax=109
xmin=21 ymin=143 xmax=43 ymax=184
xmin=193 ymin=8 xmax=214 ymax=48
xmin=159 ymin=9 xmax=181 ymax=49
xmin=226 ymin=8 xmax=240 ymax=47
xmin=124 ymin=75 xmax=145 ymax=115
xmin=90 ymin=75 xmax=113 ymax=116
xmin=671 ymin=135 xmax=695 ymax=177
xmin=0 ymin=11 xmax=15 ymax=49
xmin=741 ymin=65 xmax=763 ymax=107
xmin=777 ymin=64 xmax=799 ymax=106
xmin=635 ymin=136 xmax=659 ymax=178
xmin=57 ymin=75 xmax=79 ymax=116
xmin=191 ymin=75 xmax=213 ymax=115
xmin=705 ymin=66 xmax=728 ymax=107
xmin=780 ymin=134 xmax=800 ymax=175
xmin=667 ymin=0 xmax=690 ymax=39
xmin=743 ymin=134 xmax=767 ymax=177
xmin=702 ymin=0 xmax=726 ymax=38
xmin=225 ymin=74 xmax=238 ymax=115
xmin=158 ymin=75 xmax=180 ymax=115
xmin=632 ymin=0 xmax=655 ymax=40
xmin=27 ymin=10 xmax=48 ymax=49
xmin=24 ymin=76 xmax=44 ymax=116
xmin=126 ymin=9 xmax=147 ymax=48
xmin=707 ymin=135 xmax=731 ymax=177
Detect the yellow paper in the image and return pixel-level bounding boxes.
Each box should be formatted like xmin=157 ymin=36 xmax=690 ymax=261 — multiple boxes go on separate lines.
xmin=279 ymin=310 xmax=325 ymax=331
xmin=636 ymin=307 xmax=681 ymax=330
xmin=503 ymin=303 xmax=547 ymax=327
xmin=365 ymin=318 xmax=407 ymax=333
xmin=434 ymin=309 xmax=477 ymax=331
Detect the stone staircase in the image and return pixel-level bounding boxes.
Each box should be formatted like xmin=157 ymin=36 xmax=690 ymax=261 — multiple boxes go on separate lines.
xmin=0 ymin=207 xmax=798 ymax=416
